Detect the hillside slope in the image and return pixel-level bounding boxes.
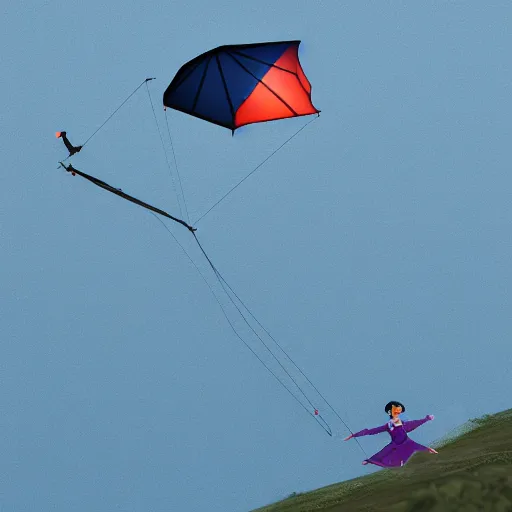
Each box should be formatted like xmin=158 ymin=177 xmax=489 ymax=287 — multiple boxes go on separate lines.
xmin=253 ymin=408 xmax=512 ymax=512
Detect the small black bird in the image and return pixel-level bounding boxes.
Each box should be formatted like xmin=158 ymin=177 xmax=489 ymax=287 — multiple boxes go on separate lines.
xmin=56 ymin=131 xmax=82 ymax=156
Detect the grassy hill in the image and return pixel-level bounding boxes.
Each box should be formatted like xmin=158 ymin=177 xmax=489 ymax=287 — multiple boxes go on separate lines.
xmin=252 ymin=408 xmax=512 ymax=512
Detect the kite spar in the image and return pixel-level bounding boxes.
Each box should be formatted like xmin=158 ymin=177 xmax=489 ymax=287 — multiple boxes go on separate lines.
xmin=59 ymin=163 xmax=196 ymax=232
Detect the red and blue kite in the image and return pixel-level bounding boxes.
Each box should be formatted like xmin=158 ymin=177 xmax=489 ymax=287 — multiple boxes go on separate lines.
xmin=163 ymin=40 xmax=319 ymax=132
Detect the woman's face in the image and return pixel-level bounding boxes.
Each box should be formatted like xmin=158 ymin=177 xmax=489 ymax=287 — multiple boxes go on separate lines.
xmin=391 ymin=405 xmax=403 ymax=419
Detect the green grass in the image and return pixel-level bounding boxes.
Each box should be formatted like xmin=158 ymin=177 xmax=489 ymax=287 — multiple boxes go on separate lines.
xmin=252 ymin=408 xmax=512 ymax=512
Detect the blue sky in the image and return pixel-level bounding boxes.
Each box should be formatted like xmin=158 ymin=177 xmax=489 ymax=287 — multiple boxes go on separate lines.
xmin=2 ymin=1 xmax=511 ymax=511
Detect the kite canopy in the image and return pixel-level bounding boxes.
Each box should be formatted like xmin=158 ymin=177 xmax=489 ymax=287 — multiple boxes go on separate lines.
xmin=163 ymin=40 xmax=319 ymax=131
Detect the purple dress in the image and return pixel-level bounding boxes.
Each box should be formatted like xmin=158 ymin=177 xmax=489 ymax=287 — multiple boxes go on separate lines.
xmin=353 ymin=416 xmax=432 ymax=468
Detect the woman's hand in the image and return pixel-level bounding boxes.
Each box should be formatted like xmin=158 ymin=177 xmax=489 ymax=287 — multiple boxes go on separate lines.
xmin=344 ymin=434 xmax=353 ymax=441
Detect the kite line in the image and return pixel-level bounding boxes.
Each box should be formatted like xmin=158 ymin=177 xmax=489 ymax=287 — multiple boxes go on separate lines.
xmin=55 ymin=68 xmax=367 ymax=454
xmin=193 ymin=114 xmax=319 ymax=225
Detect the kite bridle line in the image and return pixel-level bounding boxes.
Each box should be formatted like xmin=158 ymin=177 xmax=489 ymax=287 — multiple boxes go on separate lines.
xmin=193 ymin=114 xmax=319 ymax=225
xmin=81 ymin=78 xmax=156 ymax=150
xmin=57 ymin=78 xmax=155 ymax=166
xmin=145 ymin=81 xmax=190 ymax=224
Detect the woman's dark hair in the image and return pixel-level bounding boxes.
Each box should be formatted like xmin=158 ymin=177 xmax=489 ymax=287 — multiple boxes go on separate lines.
xmin=385 ymin=401 xmax=405 ymax=417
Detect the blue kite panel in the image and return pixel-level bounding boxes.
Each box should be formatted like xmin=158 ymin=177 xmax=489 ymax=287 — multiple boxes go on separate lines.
xmin=226 ymin=53 xmax=273 ymax=86
xmin=233 ymin=42 xmax=292 ymax=66
xmin=164 ymin=58 xmax=209 ymax=111
xmin=193 ymin=57 xmax=233 ymax=127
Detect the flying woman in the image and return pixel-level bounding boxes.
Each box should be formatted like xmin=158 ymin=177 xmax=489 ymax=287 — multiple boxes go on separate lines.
xmin=344 ymin=401 xmax=438 ymax=467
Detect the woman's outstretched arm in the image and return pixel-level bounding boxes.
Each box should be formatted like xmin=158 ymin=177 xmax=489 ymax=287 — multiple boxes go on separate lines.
xmin=403 ymin=415 xmax=434 ymax=433
xmin=344 ymin=424 xmax=388 ymax=440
